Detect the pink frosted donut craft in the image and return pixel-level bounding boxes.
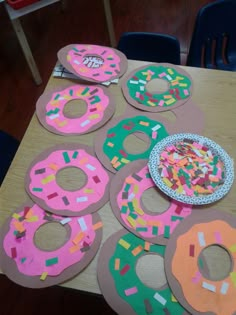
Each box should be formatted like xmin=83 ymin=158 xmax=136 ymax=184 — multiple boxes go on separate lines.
xmin=110 ymin=159 xmax=192 ymax=244
xmin=25 ymin=144 xmax=112 ymax=217
xmin=0 ymin=202 xmax=103 ymax=288
xmin=57 ymin=44 xmax=128 ymax=83
xmin=36 ymin=84 xmax=115 ymax=136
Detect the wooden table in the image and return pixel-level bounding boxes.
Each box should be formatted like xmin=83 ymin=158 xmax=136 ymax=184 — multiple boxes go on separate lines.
xmin=1 ymin=60 xmax=236 ymax=294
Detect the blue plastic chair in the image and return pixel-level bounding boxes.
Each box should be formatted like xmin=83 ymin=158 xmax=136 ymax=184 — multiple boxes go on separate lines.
xmin=187 ymin=0 xmax=236 ymax=71
xmin=117 ymin=32 xmax=181 ymax=64
xmin=0 ymin=131 xmax=19 ymax=185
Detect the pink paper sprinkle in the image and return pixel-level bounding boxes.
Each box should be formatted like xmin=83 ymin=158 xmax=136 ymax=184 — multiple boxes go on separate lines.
xmin=136 ymin=91 xmax=140 ymax=98
xmin=184 ymin=89 xmax=189 ymax=96
xmin=159 ymin=72 xmax=167 ymax=78
xmin=214 ymin=231 xmax=222 ymax=244
xmin=124 ymin=287 xmax=138 ymax=296
xmin=158 ymin=100 xmax=164 ymax=106
xmin=152 ymin=131 xmax=157 ymax=139
xmin=192 ymin=271 xmax=201 ymax=283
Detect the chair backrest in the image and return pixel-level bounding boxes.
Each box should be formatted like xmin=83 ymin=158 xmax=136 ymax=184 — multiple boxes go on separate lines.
xmin=117 ymin=32 xmax=181 ymax=65
xmin=187 ymin=0 xmax=236 ymax=71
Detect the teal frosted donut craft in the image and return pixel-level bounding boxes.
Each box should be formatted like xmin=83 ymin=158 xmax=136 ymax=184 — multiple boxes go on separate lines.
xmin=122 ymin=63 xmax=193 ymax=112
xmin=97 ymin=230 xmax=187 ymax=315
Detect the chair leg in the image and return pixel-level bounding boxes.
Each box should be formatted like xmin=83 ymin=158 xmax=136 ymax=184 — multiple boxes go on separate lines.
xmin=11 ymin=18 xmax=42 ymax=85
xmin=103 ymin=0 xmax=116 ymax=47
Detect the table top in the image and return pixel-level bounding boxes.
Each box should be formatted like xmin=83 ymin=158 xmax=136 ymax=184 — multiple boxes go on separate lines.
xmin=1 ymin=60 xmax=236 ymax=294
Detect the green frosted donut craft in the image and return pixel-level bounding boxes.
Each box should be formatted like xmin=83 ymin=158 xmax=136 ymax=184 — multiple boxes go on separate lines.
xmin=109 ymin=233 xmax=186 ymax=315
xmin=103 ymin=116 xmax=169 ymax=171
xmin=126 ymin=65 xmax=192 ymax=108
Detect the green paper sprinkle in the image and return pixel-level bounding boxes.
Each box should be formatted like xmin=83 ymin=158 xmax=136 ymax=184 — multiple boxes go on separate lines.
xmin=146 ymin=173 xmax=151 ymax=178
xmin=21 ymin=257 xmax=26 ymax=263
xmin=72 ymin=47 xmax=79 ymax=52
xmin=45 ymin=257 xmax=58 ymax=266
xmin=124 ymin=183 xmax=131 ymax=192
xmin=32 ymin=187 xmax=43 ymax=192
xmin=136 ymin=227 xmax=148 ymax=232
xmin=46 ymin=108 xmax=60 ymax=116
xmin=198 ymin=257 xmax=204 ymax=269
xmin=72 ymin=151 xmax=78 ymax=159
xmin=105 ymin=71 xmax=113 ymax=75
xmin=81 ymin=87 xmax=90 ymax=95
xmin=13 ymin=230 xmax=18 ymax=235
xmin=129 ymin=212 xmax=138 ymax=219
xmin=110 ymin=64 xmax=116 ymax=67
xmin=152 ymin=226 xmax=158 ymax=235
xmin=91 ymin=95 xmax=101 ymax=105
xmin=69 ymin=89 xmax=73 ymax=96
xmin=171 ymin=216 xmax=183 ymax=222
xmin=121 ymin=206 xmax=128 ymax=214
xmin=164 ymin=225 xmax=170 ymax=238
xmin=54 ymin=94 xmax=60 ymax=100
xmin=127 ymin=202 xmax=135 ymax=212
xmin=107 ymin=57 xmax=113 ymax=60
xmin=63 ymin=152 xmax=70 ymax=164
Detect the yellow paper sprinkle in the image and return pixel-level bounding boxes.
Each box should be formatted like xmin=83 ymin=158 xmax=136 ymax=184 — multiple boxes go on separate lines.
xmin=167 ymin=68 xmax=174 ymax=75
xmin=121 ymin=158 xmax=130 ymax=164
xmin=133 ymin=185 xmax=139 ymax=194
xmin=230 ymin=245 xmax=236 ymax=253
xmin=179 ymin=83 xmax=187 ymax=87
xmin=12 ymin=213 xmax=21 ymax=220
xmin=136 ymin=217 xmax=147 ymax=226
xmin=165 ymin=98 xmax=175 ymax=105
xmin=163 ymin=177 xmax=172 ymax=187
xmin=164 ymin=95 xmax=172 ymax=99
xmin=171 ymin=294 xmax=177 ymax=302
xmin=66 ymin=55 xmax=71 ymax=61
xmin=89 ymin=114 xmax=100 ymax=120
xmin=171 ymin=80 xmax=179 ymax=86
xmin=118 ymin=239 xmax=131 ymax=250
xmin=230 ymin=272 xmax=236 ymax=287
xmin=26 ymin=216 xmax=39 ymax=222
xmin=41 ymin=174 xmax=55 ymax=185
xmin=176 ymin=76 xmax=184 ymax=81
xmin=127 ymin=216 xmax=137 ymax=228
xmin=83 ymin=188 xmax=94 ymax=194
xmin=147 ymin=101 xmax=155 ymax=106
xmin=40 ymin=272 xmax=48 ymax=281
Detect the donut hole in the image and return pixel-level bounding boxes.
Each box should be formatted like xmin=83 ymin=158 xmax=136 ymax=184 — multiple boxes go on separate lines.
xmin=136 ymin=254 xmax=167 ymax=289
xmin=83 ymin=55 xmax=104 ymax=68
xmin=123 ymin=132 xmax=150 ymax=154
xmin=198 ymin=245 xmax=233 ymax=281
xmin=146 ymin=78 xmax=170 ymax=94
xmin=63 ymin=99 xmax=87 ymax=119
xmin=34 ymin=222 xmax=70 ymax=251
xmin=141 ymin=187 xmax=170 ymax=214
xmin=56 ymin=167 xmax=87 ymax=191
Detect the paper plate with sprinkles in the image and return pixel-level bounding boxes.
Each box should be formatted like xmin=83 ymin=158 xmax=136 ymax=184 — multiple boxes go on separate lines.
xmin=148 ymin=133 xmax=234 ymax=205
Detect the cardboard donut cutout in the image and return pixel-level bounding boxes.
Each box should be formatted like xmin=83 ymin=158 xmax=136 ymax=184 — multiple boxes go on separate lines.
xmin=25 ymin=144 xmax=112 ymax=216
xmin=110 ymin=159 xmax=192 ymax=244
xmin=97 ymin=229 xmax=188 ymax=315
xmin=165 ymin=209 xmax=236 ymax=315
xmin=95 ymin=103 xmax=204 ymax=173
xmin=36 ymin=84 xmax=116 ymax=136
xmin=122 ymin=63 xmax=193 ymax=112
xmin=58 ymin=44 xmax=128 ymax=83
xmin=0 ymin=201 xmax=103 ymax=288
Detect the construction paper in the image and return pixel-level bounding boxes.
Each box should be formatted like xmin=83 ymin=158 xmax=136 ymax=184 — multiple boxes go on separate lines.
xmin=57 ymin=44 xmax=128 ymax=83
xmin=110 ymin=159 xmax=192 ymax=245
xmin=95 ymin=103 xmax=204 ymax=173
xmin=25 ymin=144 xmax=112 ymax=216
xmin=0 ymin=201 xmax=102 ymax=288
xmin=122 ymin=63 xmax=193 ymax=112
xmin=36 ymin=84 xmax=115 ymax=136
xmin=97 ymin=229 xmax=188 ymax=315
xmin=148 ymin=133 xmax=234 ymax=205
xmin=165 ymin=209 xmax=236 ymax=315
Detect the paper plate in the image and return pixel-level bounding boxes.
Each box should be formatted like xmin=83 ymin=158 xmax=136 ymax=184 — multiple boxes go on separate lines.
xmin=148 ymin=133 xmax=234 ymax=205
